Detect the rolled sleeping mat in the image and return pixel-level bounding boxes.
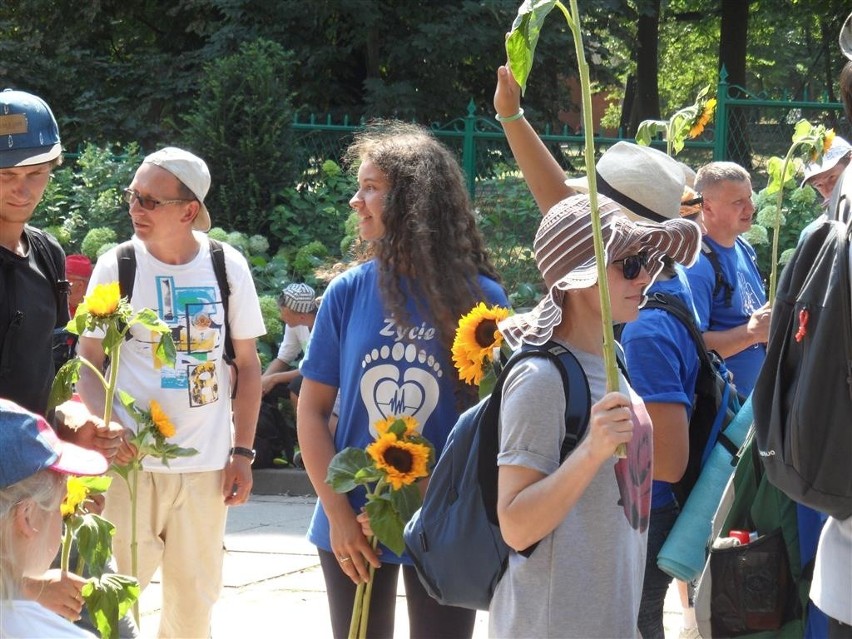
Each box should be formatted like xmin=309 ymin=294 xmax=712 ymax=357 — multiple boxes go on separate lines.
xmin=656 ymin=396 xmax=754 ymax=582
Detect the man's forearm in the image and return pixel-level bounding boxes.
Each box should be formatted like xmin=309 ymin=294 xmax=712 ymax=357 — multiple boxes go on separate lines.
xmin=233 ymin=355 xmax=262 ymax=449
xmin=703 ymin=324 xmax=756 ymax=359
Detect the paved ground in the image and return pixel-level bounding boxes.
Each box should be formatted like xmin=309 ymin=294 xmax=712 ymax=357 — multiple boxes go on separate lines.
xmin=137 ymin=492 xmax=687 ymax=638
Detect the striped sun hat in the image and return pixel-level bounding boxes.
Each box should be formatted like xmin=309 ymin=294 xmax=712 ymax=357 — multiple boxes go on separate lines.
xmin=499 ymin=194 xmax=701 ymax=348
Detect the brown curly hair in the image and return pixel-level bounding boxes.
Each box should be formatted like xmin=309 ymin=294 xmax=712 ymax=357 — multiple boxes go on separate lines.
xmin=344 ymin=120 xmax=502 ymax=353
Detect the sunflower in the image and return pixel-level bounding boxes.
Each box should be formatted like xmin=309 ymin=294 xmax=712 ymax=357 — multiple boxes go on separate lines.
xmin=823 ymin=129 xmax=836 ymax=154
xmin=61 ymin=476 xmax=89 ymax=518
xmin=452 ymin=303 xmax=510 ymax=386
xmin=85 ymin=282 xmax=121 ymax=317
xmin=366 ymin=434 xmax=431 ymax=490
xmin=375 ymin=415 xmax=419 ymax=438
xmin=688 ymin=98 xmax=717 ymax=139
xmin=150 ymin=400 xmax=176 ymax=438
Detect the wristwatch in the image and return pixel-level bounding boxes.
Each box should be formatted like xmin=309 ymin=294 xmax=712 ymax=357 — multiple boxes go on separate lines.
xmin=230 ymin=446 xmax=256 ymax=463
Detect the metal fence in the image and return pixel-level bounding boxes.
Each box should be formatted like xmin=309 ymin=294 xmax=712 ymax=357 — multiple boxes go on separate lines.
xmin=292 ymin=68 xmax=849 ymax=201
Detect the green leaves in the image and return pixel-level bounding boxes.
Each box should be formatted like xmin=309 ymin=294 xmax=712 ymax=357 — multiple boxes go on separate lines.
xmin=635 ymin=84 xmax=714 ymax=156
xmin=326 ymin=448 xmax=376 ymax=493
xmin=73 ymin=514 xmax=115 ymax=578
xmin=83 ymin=574 xmax=140 ymax=639
xmin=505 ymin=1 xmax=562 ymax=95
xmin=365 ymin=496 xmax=406 ymax=557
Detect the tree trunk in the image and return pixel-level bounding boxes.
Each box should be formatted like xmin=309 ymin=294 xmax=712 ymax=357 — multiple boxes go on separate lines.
xmin=627 ymin=0 xmax=661 ymax=137
xmin=719 ymin=0 xmax=752 ymax=170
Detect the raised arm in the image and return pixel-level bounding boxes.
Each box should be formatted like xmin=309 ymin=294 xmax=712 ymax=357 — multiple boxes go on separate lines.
xmin=494 ymin=64 xmax=575 ymax=215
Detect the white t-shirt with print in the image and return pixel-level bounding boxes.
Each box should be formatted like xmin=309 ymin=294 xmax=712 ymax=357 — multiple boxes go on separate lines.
xmin=87 ymin=233 xmax=265 ymax=472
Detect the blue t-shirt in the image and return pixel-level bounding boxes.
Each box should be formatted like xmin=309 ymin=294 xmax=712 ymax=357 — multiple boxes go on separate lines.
xmin=685 ymin=236 xmax=766 ymax=397
xmin=621 ymin=270 xmax=700 ymax=509
xmin=300 ymin=260 xmax=508 ymax=563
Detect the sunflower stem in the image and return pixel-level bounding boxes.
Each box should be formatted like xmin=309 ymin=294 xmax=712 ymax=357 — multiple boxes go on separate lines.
xmin=356 ymin=536 xmax=380 ymax=639
xmin=562 ymin=0 xmax=625 ymax=456
xmin=128 ymin=465 xmax=140 ymax=626
xmin=60 ymin=523 xmax=73 ymax=573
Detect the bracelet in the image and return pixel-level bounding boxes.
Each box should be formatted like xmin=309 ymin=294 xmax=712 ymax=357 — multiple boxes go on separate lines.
xmin=230 ymin=446 xmax=256 ymax=463
xmin=495 ymin=108 xmax=525 ymax=123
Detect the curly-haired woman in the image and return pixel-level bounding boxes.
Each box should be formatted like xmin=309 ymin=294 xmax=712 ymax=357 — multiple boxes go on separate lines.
xmin=297 ymin=121 xmax=508 ymax=638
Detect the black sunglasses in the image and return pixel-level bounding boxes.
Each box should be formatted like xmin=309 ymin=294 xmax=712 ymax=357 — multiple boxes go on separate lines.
xmin=123 ymin=188 xmax=193 ymax=211
xmin=613 ymin=252 xmax=649 ymax=280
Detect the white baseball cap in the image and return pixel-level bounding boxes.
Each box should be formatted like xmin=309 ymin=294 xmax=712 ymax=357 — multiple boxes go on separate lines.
xmin=143 ymin=147 xmax=212 ymax=232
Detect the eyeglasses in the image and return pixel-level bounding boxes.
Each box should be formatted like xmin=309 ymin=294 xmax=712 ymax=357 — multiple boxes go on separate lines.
xmin=612 ymin=252 xmax=649 ymax=280
xmin=123 ymin=188 xmax=192 ymax=211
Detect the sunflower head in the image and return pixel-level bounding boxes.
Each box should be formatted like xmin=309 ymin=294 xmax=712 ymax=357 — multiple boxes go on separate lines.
xmin=688 ymin=98 xmax=717 ymax=139
xmin=61 ymin=476 xmax=90 ymax=519
xmin=823 ymin=129 xmax=836 ymax=154
xmin=452 ymin=303 xmax=510 ymax=386
xmin=85 ymin=282 xmax=121 ymax=317
xmin=366 ymin=434 xmax=431 ymax=490
xmin=375 ymin=415 xmax=419 ymax=439
xmin=150 ymin=400 xmax=176 ymax=439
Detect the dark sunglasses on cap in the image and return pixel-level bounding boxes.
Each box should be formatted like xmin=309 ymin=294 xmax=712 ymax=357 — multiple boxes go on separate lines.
xmin=612 ymin=251 xmax=649 ymax=280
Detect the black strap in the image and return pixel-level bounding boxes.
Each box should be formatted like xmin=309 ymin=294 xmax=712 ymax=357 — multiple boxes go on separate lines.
xmin=25 ymin=226 xmax=70 ymax=328
xmin=116 ymin=240 xmax=136 ymax=300
xmin=115 ymin=238 xmax=238 ymax=398
xmin=209 ymin=239 xmax=235 ymax=363
xmin=702 ymin=240 xmax=734 ymax=309
xmin=483 ymin=342 xmax=591 ymax=558
xmin=597 ymin=172 xmax=666 ymax=223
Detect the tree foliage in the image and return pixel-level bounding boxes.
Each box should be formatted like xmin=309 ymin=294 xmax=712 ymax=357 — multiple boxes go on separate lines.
xmin=179 ymin=38 xmax=297 ymax=237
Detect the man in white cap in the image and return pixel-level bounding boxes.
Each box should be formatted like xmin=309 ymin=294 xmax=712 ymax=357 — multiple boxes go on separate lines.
xmin=76 ymin=147 xmax=266 ymax=637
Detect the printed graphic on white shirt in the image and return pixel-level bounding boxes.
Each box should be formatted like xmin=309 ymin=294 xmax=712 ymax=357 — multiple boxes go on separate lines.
xmin=135 ymin=276 xmax=224 ymax=406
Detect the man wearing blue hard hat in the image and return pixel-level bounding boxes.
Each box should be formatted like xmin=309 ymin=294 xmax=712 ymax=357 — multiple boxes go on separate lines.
xmin=0 ymin=89 xmax=126 ymax=628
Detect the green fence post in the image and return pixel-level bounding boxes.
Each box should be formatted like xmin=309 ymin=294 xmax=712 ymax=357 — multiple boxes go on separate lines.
xmin=714 ymin=65 xmax=729 ymax=161
xmin=464 ymin=99 xmax=477 ymax=199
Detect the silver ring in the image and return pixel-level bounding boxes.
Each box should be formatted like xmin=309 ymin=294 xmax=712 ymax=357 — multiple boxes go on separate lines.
xmin=338 ymin=555 xmax=352 ymax=563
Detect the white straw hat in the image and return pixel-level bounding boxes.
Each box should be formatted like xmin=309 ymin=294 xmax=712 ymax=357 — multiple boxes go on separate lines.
xmin=801 ymin=136 xmax=852 ymax=186
xmin=564 ymin=141 xmax=686 ymax=223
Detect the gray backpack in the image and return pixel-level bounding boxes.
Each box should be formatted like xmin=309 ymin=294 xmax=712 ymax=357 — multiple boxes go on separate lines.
xmin=753 ymin=169 xmax=852 ymax=519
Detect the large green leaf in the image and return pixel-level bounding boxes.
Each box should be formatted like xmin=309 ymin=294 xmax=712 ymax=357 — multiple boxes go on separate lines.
xmin=505 ymin=0 xmax=560 ymax=94
xmin=49 ymin=358 xmax=81 ymax=411
xmin=635 ymin=120 xmax=668 ymax=147
xmin=83 ymin=574 xmax=140 ymax=639
xmin=326 ymin=448 xmax=372 ymax=493
xmin=365 ymin=497 xmax=406 ymax=557
xmin=389 ymin=483 xmax=422 ymax=523
xmin=73 ymin=514 xmax=115 ymax=578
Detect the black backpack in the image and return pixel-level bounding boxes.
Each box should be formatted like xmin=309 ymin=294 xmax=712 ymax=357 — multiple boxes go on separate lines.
xmin=640 ymin=292 xmax=743 ymax=505
xmin=753 ymin=170 xmax=852 ymax=520
xmin=23 ymin=226 xmax=75 ymax=372
xmin=403 ymin=341 xmax=591 ymax=610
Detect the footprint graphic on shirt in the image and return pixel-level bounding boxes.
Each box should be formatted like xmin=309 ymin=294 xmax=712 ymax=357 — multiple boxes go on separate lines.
xmin=360 ymin=343 xmax=442 ymax=436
